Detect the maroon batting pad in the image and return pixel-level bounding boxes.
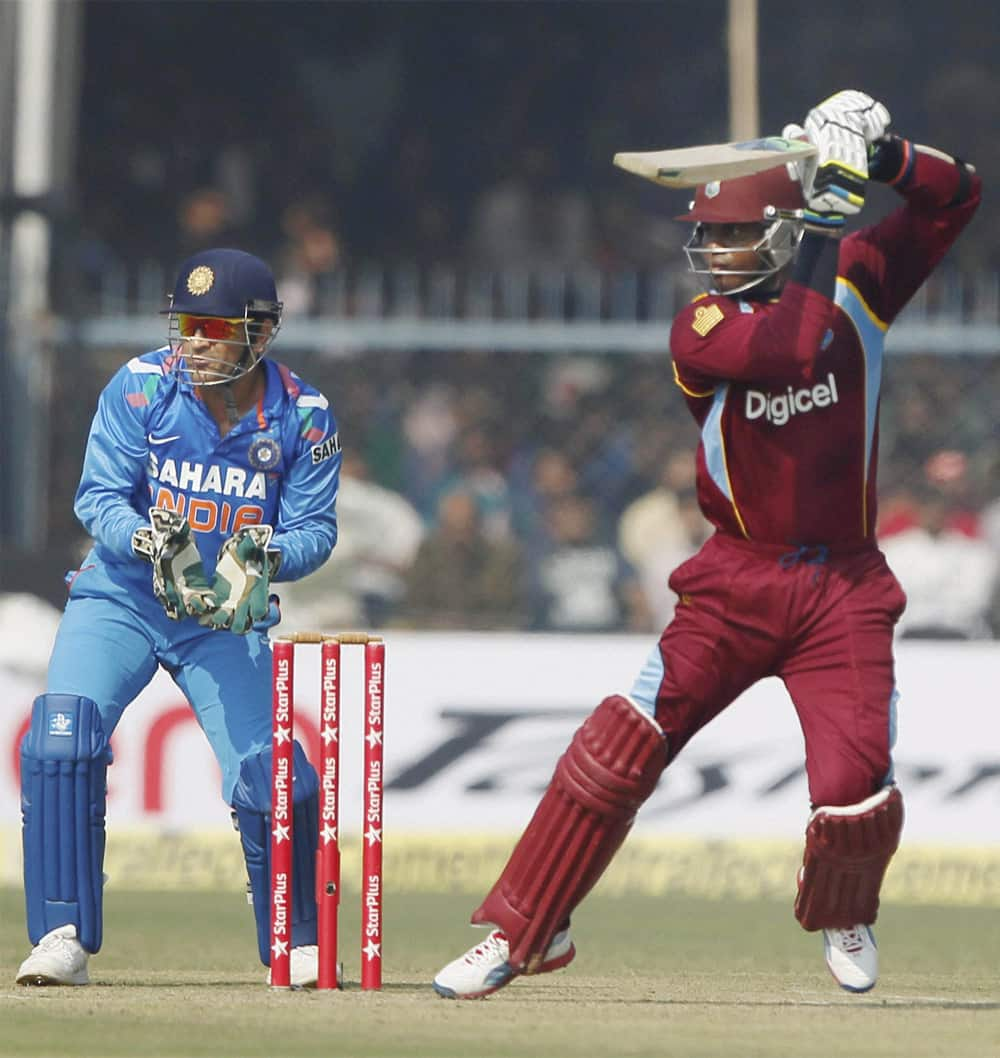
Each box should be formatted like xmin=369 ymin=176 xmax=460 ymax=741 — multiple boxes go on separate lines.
xmin=795 ymin=785 xmax=904 ymax=931
xmin=472 ymin=695 xmax=667 ymax=971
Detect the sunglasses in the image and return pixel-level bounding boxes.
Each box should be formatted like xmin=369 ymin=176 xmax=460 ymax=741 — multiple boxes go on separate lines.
xmin=177 ymin=314 xmax=248 ymax=341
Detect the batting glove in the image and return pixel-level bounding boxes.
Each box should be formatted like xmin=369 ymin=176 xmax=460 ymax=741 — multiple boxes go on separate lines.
xmin=812 ymin=90 xmax=891 ymax=146
xmin=779 ymin=121 xmax=843 ymax=233
xmin=201 ymin=525 xmax=280 ymax=635
xmin=795 ymin=94 xmax=868 ymax=233
xmin=132 ymin=507 xmax=216 ymax=620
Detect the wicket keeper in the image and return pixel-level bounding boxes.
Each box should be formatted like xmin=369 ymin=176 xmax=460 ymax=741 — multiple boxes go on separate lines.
xmin=16 ymin=249 xmax=341 ymax=987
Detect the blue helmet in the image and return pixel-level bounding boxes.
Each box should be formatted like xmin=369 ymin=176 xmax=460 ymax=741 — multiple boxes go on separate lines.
xmin=164 ymin=248 xmax=283 ymax=387
xmin=166 ymin=248 xmax=281 ymax=317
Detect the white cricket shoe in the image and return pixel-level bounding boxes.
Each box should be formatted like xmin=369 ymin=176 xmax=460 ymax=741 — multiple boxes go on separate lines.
xmin=824 ymin=925 xmax=878 ymax=993
xmin=266 ymin=945 xmax=343 ymax=989
xmin=433 ymin=927 xmax=575 ymax=999
xmin=16 ymin=924 xmax=90 ymax=986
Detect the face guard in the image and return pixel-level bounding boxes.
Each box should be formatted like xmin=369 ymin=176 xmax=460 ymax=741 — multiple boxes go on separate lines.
xmin=162 ymin=248 xmax=283 ymax=388
xmin=676 ymin=165 xmax=806 ymax=295
xmin=682 ymin=213 xmax=804 ymax=296
xmin=166 ymin=302 xmax=281 ymax=387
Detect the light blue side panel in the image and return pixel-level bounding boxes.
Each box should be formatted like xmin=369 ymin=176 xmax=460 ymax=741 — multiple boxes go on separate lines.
xmin=834 ymin=280 xmax=886 ymax=479
xmin=701 ymin=382 xmax=733 ymax=500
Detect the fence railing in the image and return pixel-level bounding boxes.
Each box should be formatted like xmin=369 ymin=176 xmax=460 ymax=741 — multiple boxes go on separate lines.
xmin=66 ymin=261 xmax=1000 ymax=356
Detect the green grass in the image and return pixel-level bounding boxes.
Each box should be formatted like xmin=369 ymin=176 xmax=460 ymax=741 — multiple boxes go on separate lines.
xmin=1 ymin=887 xmax=998 ymax=1058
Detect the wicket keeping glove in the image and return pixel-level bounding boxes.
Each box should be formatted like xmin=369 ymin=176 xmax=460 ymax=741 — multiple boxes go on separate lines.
xmin=132 ymin=507 xmax=216 ymax=620
xmin=201 ymin=525 xmax=281 ymax=635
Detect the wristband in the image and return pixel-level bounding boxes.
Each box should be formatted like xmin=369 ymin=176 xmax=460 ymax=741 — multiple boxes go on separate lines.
xmin=868 ymin=135 xmax=913 ymax=187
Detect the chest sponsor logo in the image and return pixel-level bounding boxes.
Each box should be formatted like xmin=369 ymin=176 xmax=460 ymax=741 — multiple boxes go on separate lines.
xmin=150 ymin=457 xmax=268 ymax=499
xmin=147 ymin=456 xmax=269 ymax=535
xmin=744 ymin=372 xmax=839 ymax=427
xmin=311 ymin=433 xmax=341 ymax=465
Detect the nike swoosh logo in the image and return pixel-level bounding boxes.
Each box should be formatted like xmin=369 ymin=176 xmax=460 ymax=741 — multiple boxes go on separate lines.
xmin=148 ymin=433 xmax=180 ymax=446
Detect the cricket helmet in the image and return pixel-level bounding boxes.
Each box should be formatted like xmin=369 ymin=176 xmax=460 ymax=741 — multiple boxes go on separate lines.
xmin=677 ymin=165 xmax=806 ymax=295
xmin=163 ymin=248 xmax=283 ymax=387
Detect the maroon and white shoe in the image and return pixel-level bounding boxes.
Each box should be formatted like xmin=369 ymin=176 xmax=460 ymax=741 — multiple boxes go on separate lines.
xmin=433 ymin=927 xmax=575 ymax=999
xmin=824 ymin=925 xmax=878 ymax=992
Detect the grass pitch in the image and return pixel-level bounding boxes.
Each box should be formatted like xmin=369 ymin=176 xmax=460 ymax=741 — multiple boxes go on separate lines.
xmin=1 ymin=887 xmax=998 ymax=1058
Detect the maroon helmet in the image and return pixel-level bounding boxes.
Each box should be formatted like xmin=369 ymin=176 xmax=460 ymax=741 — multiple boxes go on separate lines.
xmin=676 ymin=163 xmax=806 ymax=223
xmin=678 ymin=165 xmax=806 ymax=294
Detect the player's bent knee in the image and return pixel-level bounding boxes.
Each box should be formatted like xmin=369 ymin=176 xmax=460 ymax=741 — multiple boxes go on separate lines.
xmin=473 ymin=694 xmax=667 ymax=971
xmin=795 ymin=785 xmax=904 ymax=931
xmin=232 ymin=740 xmax=319 ymax=963
xmin=558 ymin=694 xmax=666 ymax=811
xmin=21 ymin=693 xmax=113 ymax=952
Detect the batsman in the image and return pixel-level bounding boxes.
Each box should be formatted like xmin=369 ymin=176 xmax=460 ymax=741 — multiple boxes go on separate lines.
xmin=434 ymin=90 xmax=980 ymax=997
xmin=16 ymin=249 xmax=341 ymax=987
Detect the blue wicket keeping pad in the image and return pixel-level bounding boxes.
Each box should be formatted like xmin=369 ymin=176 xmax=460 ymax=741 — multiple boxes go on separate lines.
xmin=21 ymin=694 xmax=113 ymax=952
xmin=232 ymin=740 xmax=320 ymax=964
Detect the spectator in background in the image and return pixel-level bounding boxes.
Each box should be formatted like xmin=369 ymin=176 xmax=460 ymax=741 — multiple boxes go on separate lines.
xmin=618 ymin=449 xmax=711 ymax=630
xmin=466 ymin=143 xmax=594 ymax=269
xmin=273 ymin=197 xmax=345 ymax=317
xmin=567 ymin=397 xmax=637 ymax=531
xmin=172 ymin=188 xmax=244 ymax=264
xmin=368 ymin=127 xmax=456 ymax=266
xmin=921 ymin=449 xmax=982 ymax=538
xmin=878 ymin=449 xmax=983 ymax=540
xmin=881 ymin=480 xmax=998 ymax=639
xmin=439 ymin=426 xmax=513 ymax=542
xmin=400 ymin=490 xmax=525 ymax=630
xmin=979 ymin=453 xmax=1000 ymax=562
xmin=875 ymin=462 xmax=923 ymax=540
xmin=401 ymin=383 xmax=459 ymax=520
xmin=511 ymin=447 xmax=580 ymax=559
xmin=277 ymin=450 xmax=424 ymax=630
xmin=531 ymin=493 xmax=644 ymax=632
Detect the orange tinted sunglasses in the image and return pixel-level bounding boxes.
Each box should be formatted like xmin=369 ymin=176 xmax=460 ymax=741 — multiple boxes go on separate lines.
xmin=177 ymin=314 xmax=247 ymax=341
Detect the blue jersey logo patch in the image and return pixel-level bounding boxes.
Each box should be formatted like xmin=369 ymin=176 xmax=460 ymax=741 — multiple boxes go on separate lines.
xmin=48 ymin=711 xmax=74 ymax=737
xmin=248 ymin=437 xmax=281 ymax=471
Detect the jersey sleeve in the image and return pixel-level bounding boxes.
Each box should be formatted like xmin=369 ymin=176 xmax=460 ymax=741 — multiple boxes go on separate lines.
xmin=73 ymin=357 xmax=157 ymax=558
xmin=271 ymin=391 xmax=341 ymax=582
xmin=840 ymin=140 xmax=981 ymax=325
xmin=670 ymin=272 xmax=837 ymax=391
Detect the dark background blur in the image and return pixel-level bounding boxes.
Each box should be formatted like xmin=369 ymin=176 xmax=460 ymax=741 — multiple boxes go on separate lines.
xmin=72 ymin=0 xmax=998 ymax=275
xmin=2 ymin=0 xmax=998 ymax=637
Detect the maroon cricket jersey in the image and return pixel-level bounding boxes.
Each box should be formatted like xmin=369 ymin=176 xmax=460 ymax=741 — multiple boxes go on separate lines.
xmin=670 ymin=146 xmax=981 ymax=548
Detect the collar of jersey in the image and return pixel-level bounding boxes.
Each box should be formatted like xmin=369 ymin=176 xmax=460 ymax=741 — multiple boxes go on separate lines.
xmin=179 ymin=357 xmax=284 ymax=429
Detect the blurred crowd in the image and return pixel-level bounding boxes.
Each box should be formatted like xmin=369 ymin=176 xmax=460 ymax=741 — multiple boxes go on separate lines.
xmin=64 ymin=1 xmax=1000 ymax=312
xmin=28 ymin=2 xmax=1000 ymax=638
xmin=272 ymin=348 xmax=1000 ymax=640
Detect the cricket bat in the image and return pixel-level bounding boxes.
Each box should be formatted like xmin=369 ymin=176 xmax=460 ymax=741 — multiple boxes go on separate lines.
xmin=613 ymin=136 xmax=817 ymax=189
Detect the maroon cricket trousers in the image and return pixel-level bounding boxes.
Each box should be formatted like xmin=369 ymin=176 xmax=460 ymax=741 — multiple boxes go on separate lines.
xmin=651 ymin=532 xmax=907 ymax=807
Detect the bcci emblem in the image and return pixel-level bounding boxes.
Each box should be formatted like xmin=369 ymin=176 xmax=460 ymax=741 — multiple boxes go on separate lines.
xmin=705 ymin=181 xmax=721 ymax=198
xmin=186 ymin=265 xmax=215 ymax=296
xmin=248 ymin=437 xmax=280 ymax=471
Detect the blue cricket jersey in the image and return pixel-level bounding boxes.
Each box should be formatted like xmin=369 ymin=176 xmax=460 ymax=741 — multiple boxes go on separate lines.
xmin=71 ymin=347 xmax=340 ymax=612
